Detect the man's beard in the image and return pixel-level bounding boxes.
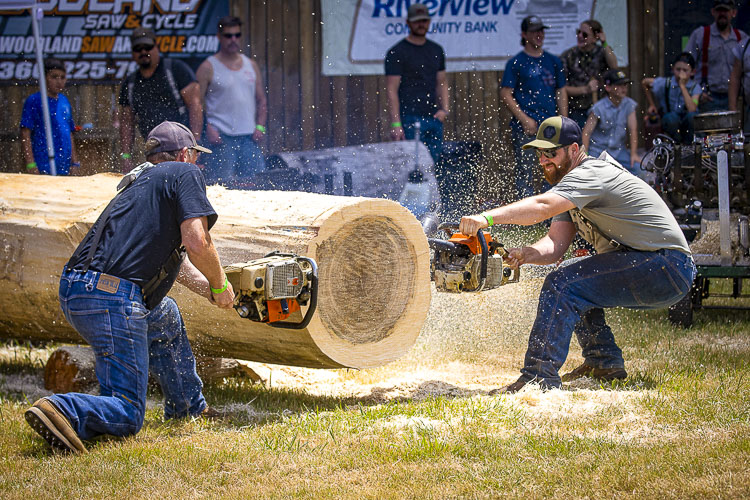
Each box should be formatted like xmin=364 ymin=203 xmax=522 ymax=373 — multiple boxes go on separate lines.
xmin=137 ymin=55 xmax=153 ymax=69
xmin=543 ymin=154 xmax=572 ymax=185
xmin=716 ymin=15 xmax=729 ymax=31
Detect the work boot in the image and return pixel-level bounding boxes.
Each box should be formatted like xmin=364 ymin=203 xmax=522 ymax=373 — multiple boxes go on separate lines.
xmin=197 ymin=406 xmax=226 ymax=421
xmin=489 ymin=377 xmax=530 ymax=395
xmin=561 ymin=363 xmax=627 ymax=383
xmin=25 ymin=398 xmax=87 ymax=454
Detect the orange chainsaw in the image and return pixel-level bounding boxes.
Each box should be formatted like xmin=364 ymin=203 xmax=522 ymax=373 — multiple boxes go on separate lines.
xmin=224 ymin=252 xmax=318 ymax=329
xmin=425 ymin=220 xmax=519 ymax=293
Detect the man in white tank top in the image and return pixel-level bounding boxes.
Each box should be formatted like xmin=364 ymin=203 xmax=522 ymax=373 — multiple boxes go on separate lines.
xmin=197 ymin=16 xmax=267 ymax=187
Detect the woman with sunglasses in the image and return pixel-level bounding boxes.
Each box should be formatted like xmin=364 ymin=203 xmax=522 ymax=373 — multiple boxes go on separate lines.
xmin=560 ymin=20 xmax=618 ymax=129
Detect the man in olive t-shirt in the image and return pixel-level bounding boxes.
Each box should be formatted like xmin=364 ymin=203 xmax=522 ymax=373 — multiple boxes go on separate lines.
xmin=459 ymin=116 xmax=696 ymax=393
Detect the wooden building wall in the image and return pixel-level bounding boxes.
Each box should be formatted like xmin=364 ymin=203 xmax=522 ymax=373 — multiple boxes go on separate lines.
xmin=0 ymin=0 xmax=662 ymax=202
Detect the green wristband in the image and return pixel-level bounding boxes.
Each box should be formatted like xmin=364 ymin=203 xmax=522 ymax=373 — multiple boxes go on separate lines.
xmin=121 ymin=152 xmax=131 ymax=159
xmin=211 ymin=277 xmax=229 ymax=294
xmin=26 ymin=162 xmax=37 ymax=170
xmin=481 ymin=212 xmax=494 ymax=227
xmin=255 ymin=124 xmax=266 ymax=133
xmin=601 ymin=41 xmax=608 ymax=47
xmin=391 ymin=121 xmax=402 ymax=128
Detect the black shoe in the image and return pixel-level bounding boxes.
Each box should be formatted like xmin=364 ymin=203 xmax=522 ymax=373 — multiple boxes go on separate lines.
xmin=561 ymin=363 xmax=627 ymax=383
xmin=25 ymin=398 xmax=87 ymax=454
xmin=489 ymin=378 xmax=529 ymax=395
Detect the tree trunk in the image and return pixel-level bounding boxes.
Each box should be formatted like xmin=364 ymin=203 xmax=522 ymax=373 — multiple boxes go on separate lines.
xmin=0 ymin=173 xmax=430 ymax=369
xmin=43 ymin=346 xmax=264 ymax=393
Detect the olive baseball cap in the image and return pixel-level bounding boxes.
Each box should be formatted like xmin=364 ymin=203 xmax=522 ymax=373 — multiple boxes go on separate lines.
xmin=522 ymin=116 xmax=582 ymax=150
xmin=145 ymin=121 xmax=212 ymax=154
xmin=131 ymin=28 xmax=156 ymax=46
xmin=407 ymin=3 xmax=430 ymax=21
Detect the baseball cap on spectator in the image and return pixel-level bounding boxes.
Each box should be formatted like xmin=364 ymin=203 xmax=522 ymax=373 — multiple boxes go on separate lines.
xmin=522 ymin=116 xmax=582 ymax=150
xmin=407 ymin=3 xmax=430 ymax=21
xmin=521 ymin=15 xmax=549 ymax=32
xmin=131 ymin=28 xmax=156 ymax=46
xmin=145 ymin=121 xmax=212 ymax=154
xmin=603 ymin=69 xmax=631 ymax=86
xmin=713 ymin=0 xmax=735 ymax=9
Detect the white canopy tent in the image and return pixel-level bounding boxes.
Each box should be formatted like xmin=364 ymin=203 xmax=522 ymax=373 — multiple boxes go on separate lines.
xmin=1 ymin=0 xmax=56 ymax=174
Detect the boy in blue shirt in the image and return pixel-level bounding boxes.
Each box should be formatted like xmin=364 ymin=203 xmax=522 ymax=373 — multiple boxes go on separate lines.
xmin=20 ymin=58 xmax=79 ymax=175
xmin=500 ymin=15 xmax=567 ymax=200
xmin=583 ymin=69 xmax=640 ymax=175
xmin=642 ymin=52 xmax=702 ymax=144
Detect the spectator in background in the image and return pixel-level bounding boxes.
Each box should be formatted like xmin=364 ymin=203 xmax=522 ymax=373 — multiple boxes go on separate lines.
xmin=196 ymin=16 xmax=267 ymax=188
xmin=583 ymin=69 xmax=640 ymax=175
xmin=560 ymin=19 xmax=618 ymax=129
xmin=20 ymin=58 xmax=79 ymax=176
xmin=642 ymin=53 xmax=702 ymax=144
xmin=385 ymin=2 xmax=449 ymax=163
xmin=501 ymin=15 xmax=567 ymax=200
xmin=685 ymin=0 xmax=748 ymax=113
xmin=119 ymin=28 xmax=203 ymax=172
xmin=729 ymin=37 xmax=750 ymax=133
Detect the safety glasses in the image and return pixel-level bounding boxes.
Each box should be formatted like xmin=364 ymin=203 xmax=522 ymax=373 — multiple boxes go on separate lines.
xmin=576 ymin=29 xmax=589 ymax=40
xmin=132 ymin=44 xmax=154 ymax=53
xmin=535 ymin=147 xmax=564 ymax=159
xmin=222 ymin=33 xmax=242 ymax=39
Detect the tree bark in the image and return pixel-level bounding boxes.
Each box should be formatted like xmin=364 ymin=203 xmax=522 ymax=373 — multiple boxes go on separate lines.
xmin=0 ymin=173 xmax=431 ymax=369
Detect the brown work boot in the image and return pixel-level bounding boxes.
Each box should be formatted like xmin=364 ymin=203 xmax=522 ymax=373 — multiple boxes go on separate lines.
xmin=25 ymin=398 xmax=87 ymax=454
xmin=561 ymin=363 xmax=627 ymax=383
xmin=197 ymin=406 xmax=227 ymax=420
xmin=489 ymin=378 xmax=530 ymax=395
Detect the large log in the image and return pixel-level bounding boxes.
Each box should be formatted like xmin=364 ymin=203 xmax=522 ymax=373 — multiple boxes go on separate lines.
xmin=0 ymin=173 xmax=430 ymax=369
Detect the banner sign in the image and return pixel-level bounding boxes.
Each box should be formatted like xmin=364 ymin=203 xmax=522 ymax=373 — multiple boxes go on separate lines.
xmin=321 ymin=0 xmax=628 ymax=76
xmin=0 ymin=0 xmax=227 ymax=83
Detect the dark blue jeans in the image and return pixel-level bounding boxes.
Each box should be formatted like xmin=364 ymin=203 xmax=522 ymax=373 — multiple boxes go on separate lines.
xmin=51 ymin=268 xmax=206 ymax=440
xmin=205 ymin=133 xmax=265 ymax=188
xmin=662 ymin=111 xmax=696 ymax=144
xmin=520 ymin=249 xmax=696 ymax=388
xmin=402 ymin=114 xmax=443 ymax=163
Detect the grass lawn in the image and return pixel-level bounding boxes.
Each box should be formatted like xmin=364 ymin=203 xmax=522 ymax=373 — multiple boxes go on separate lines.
xmin=1 ymin=273 xmax=748 ymax=499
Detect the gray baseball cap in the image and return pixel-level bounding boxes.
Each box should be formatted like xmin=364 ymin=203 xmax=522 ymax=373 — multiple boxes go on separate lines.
xmin=407 ymin=3 xmax=430 ymax=21
xmin=145 ymin=121 xmax=212 ymax=154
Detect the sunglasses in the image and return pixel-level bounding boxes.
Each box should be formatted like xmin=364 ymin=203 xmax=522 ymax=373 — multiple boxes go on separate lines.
xmin=576 ymin=29 xmax=590 ymax=39
xmin=132 ymin=44 xmax=154 ymax=53
xmin=535 ymin=146 xmax=564 ymax=159
xmin=222 ymin=32 xmax=242 ymax=39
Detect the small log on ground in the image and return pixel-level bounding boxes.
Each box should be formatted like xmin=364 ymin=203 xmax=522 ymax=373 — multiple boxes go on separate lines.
xmin=0 ymin=173 xmax=430 ymax=369
xmin=43 ymin=346 xmax=265 ymax=393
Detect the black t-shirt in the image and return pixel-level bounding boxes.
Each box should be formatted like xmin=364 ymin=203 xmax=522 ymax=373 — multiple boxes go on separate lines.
xmin=119 ymin=58 xmax=196 ymax=137
xmin=68 ymin=162 xmax=217 ymax=293
xmin=384 ymin=38 xmax=446 ymax=117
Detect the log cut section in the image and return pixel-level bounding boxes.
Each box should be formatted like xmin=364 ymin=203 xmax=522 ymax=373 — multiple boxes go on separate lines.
xmin=0 ymin=173 xmax=431 ymax=369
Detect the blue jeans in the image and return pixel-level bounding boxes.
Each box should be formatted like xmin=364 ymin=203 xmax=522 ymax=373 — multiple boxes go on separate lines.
xmin=520 ymin=249 xmax=696 ymax=388
xmin=51 ymin=268 xmax=206 ymax=440
xmin=206 ymin=133 xmax=265 ymax=188
xmin=511 ymin=123 xmax=550 ymax=200
xmin=402 ymin=114 xmax=443 ymax=163
xmin=662 ymin=111 xmax=696 ymax=144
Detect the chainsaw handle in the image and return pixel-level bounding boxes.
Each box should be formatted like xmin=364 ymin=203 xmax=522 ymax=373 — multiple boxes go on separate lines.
xmin=435 ymin=222 xmax=488 ymax=292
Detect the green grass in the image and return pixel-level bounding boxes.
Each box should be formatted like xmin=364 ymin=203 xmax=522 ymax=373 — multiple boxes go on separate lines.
xmin=1 ymin=286 xmax=749 ymax=498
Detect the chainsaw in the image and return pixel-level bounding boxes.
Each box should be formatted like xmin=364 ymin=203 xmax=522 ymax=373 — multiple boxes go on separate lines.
xmin=424 ymin=218 xmax=519 ymax=293
xmin=224 ymin=251 xmax=318 ymax=329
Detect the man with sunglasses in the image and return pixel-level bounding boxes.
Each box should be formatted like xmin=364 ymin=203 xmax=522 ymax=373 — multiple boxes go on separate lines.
xmin=119 ymin=28 xmax=203 ymax=173
xmin=385 ymin=3 xmax=449 ymax=163
xmin=25 ymin=121 xmax=235 ymax=453
xmin=459 ymin=116 xmax=695 ymax=394
xmin=196 ymin=16 xmax=268 ymax=188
